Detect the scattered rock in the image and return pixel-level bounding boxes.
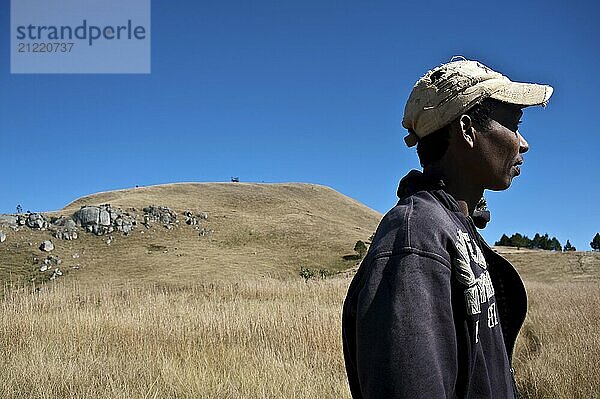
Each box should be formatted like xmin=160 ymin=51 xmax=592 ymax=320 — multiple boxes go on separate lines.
xmin=0 ymin=215 xmax=18 ymax=227
xmin=114 ymin=215 xmax=135 ymax=234
xmin=143 ymin=205 xmax=177 ymax=228
xmin=26 ymin=213 xmax=48 ymax=230
xmin=72 ymin=253 xmax=80 ymax=259
xmin=54 ymin=229 xmax=78 ymax=240
xmin=199 ymin=228 xmax=213 ymax=237
xmin=38 ymin=256 xmax=61 ymax=272
xmin=184 ymin=211 xmax=198 ymax=225
xmin=39 ymin=240 xmax=54 ymax=252
xmin=184 ymin=211 xmax=209 ymax=226
xmin=52 ymin=217 xmax=79 ymax=240
xmin=43 ymin=255 xmax=62 ymax=266
xmin=50 ymin=268 xmax=63 ymax=280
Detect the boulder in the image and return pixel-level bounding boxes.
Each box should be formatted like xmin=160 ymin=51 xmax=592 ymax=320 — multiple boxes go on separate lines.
xmin=73 ymin=206 xmax=100 ymax=226
xmin=40 ymin=240 xmax=54 ymax=252
xmin=0 ymin=231 xmax=6 ymax=243
xmin=52 ymin=216 xmax=77 ymax=229
xmin=26 ymin=213 xmax=47 ymax=230
xmin=0 ymin=215 xmax=18 ymax=227
xmin=99 ymin=209 xmax=111 ymax=226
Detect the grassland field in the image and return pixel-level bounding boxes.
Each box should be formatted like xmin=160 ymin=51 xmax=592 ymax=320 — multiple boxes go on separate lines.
xmin=1 ymin=184 xmax=599 ymax=398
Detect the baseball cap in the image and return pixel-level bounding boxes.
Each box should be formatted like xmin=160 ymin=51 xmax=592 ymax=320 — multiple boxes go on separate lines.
xmin=402 ymin=59 xmax=554 ymax=147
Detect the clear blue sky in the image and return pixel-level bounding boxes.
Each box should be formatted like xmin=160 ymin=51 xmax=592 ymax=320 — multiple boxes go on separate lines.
xmin=1 ymin=0 xmax=598 ymax=250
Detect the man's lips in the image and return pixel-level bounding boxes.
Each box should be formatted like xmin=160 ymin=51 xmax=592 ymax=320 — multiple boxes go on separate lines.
xmin=513 ymin=160 xmax=523 ymax=176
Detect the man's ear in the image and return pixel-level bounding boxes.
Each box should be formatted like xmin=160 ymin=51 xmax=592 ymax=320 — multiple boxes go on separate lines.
xmin=458 ymin=114 xmax=475 ymax=148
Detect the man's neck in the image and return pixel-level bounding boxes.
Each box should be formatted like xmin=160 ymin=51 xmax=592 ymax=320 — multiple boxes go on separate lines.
xmin=423 ymin=166 xmax=483 ymax=217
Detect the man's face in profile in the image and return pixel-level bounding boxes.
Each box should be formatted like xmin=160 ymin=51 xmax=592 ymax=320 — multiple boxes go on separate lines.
xmin=472 ymin=103 xmax=529 ymax=191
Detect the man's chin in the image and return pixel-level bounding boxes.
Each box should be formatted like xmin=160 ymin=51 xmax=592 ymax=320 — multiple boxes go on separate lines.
xmin=488 ymin=178 xmax=513 ymax=191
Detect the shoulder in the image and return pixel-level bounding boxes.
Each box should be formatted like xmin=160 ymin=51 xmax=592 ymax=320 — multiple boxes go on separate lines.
xmin=369 ymin=191 xmax=459 ymax=267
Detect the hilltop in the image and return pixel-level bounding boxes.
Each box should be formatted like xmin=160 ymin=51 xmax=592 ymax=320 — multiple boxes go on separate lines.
xmin=0 ymin=182 xmax=382 ymax=288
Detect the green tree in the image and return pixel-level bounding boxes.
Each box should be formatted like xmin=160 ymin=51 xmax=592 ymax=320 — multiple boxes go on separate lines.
xmin=495 ymin=234 xmax=511 ymax=246
xmin=564 ymin=240 xmax=576 ymax=252
xmin=591 ymin=233 xmax=600 ymax=251
xmin=510 ymin=233 xmax=531 ymax=248
xmin=539 ymin=233 xmax=550 ymax=250
xmin=549 ymin=237 xmax=562 ymax=251
xmin=354 ymin=240 xmax=368 ymax=258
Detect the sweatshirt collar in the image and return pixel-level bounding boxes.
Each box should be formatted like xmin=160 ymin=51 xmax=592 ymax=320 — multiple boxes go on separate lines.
xmin=397 ymin=170 xmax=491 ymax=228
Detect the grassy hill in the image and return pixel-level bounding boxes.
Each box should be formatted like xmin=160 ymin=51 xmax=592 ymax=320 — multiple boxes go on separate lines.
xmin=2 ymin=182 xmax=599 ymax=290
xmin=0 ymin=182 xmax=382 ymax=288
xmin=494 ymin=246 xmax=600 ymax=283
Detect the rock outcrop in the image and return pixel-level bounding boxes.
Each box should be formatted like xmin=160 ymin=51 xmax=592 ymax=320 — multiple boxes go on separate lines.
xmin=0 ymin=215 xmax=18 ymax=227
xmin=26 ymin=213 xmax=48 ymax=230
xmin=51 ymin=217 xmax=79 ymax=240
xmin=143 ymin=206 xmax=178 ymax=228
xmin=73 ymin=204 xmax=136 ymax=236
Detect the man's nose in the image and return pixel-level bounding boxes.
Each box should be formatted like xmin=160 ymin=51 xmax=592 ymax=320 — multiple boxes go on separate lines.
xmin=517 ymin=131 xmax=529 ymax=154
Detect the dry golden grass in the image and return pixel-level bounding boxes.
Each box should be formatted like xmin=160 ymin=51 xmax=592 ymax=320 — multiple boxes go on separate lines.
xmin=496 ymin=247 xmax=600 ymax=283
xmin=0 ymin=278 xmax=352 ymax=399
xmin=500 ymin=247 xmax=600 ymax=398
xmin=2 ymin=261 xmax=600 ymax=398
xmin=514 ymin=281 xmax=600 ymax=398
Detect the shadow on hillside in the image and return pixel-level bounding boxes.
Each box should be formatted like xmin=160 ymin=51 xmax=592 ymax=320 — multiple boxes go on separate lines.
xmin=342 ymin=254 xmax=361 ymax=261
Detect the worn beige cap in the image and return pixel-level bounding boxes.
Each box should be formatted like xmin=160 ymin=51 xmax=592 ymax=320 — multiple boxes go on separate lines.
xmin=402 ymin=59 xmax=554 ymax=147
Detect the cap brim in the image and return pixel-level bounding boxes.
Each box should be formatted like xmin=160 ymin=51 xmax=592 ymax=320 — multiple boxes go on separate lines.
xmin=490 ymin=81 xmax=554 ymax=107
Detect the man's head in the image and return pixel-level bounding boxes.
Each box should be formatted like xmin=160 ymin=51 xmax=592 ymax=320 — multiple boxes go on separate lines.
xmin=403 ymin=59 xmax=553 ymax=191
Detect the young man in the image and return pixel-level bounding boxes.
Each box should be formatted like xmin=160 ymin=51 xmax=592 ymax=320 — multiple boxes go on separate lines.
xmin=342 ymin=59 xmax=553 ymax=398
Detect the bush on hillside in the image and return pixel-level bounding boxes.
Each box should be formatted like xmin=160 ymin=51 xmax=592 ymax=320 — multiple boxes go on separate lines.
xmin=354 ymin=240 xmax=368 ymax=258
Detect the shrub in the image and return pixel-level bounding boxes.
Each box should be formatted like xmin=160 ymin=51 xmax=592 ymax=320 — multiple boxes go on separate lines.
xmin=354 ymin=240 xmax=367 ymax=258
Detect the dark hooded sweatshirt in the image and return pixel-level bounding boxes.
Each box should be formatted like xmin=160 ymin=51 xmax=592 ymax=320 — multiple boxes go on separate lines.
xmin=342 ymin=170 xmax=527 ymax=398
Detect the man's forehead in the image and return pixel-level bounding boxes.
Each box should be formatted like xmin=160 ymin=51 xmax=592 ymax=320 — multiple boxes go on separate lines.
xmin=494 ymin=101 xmax=523 ymax=119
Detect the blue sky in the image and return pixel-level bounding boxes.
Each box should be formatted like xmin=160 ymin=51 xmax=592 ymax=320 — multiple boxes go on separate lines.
xmin=1 ymin=0 xmax=598 ymax=250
